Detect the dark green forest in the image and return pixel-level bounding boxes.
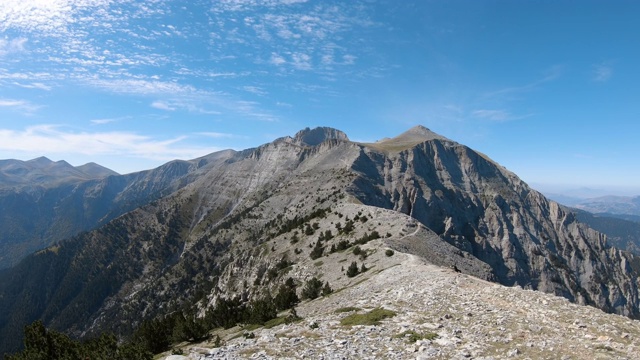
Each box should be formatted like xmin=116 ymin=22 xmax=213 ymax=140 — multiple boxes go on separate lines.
xmin=4 ymin=274 xmax=327 ymax=359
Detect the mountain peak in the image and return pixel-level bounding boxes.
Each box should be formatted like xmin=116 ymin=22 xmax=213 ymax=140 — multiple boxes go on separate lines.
xmin=293 ymin=127 xmax=349 ymax=146
xmin=398 ymin=125 xmax=450 ymax=141
xmin=27 ymin=156 xmax=54 ymax=166
xmin=76 ymin=162 xmax=120 ymax=177
xmin=364 ymin=125 xmax=451 ymax=152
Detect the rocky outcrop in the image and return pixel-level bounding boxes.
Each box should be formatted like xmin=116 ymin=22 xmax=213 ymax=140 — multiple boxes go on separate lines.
xmin=293 ymin=126 xmax=349 ymax=146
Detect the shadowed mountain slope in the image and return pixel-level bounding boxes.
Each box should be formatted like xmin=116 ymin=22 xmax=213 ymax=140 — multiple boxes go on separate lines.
xmin=0 ymin=151 xmax=235 ymax=269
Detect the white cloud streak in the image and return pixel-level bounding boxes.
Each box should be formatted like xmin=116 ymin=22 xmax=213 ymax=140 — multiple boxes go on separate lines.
xmin=472 ymin=109 xmax=530 ymax=122
xmin=484 ymin=65 xmax=563 ymax=99
xmin=197 ymin=132 xmax=242 ymax=139
xmin=0 ymin=124 xmax=218 ymax=161
xmin=12 ymin=82 xmax=52 ymax=90
xmin=592 ymin=63 xmax=612 ymax=82
xmin=151 ymin=100 xmax=176 ymax=111
xmin=0 ymin=98 xmax=41 ymax=114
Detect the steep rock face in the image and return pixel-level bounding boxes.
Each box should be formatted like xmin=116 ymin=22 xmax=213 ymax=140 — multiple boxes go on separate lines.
xmin=349 ymin=132 xmax=640 ymax=317
xmin=571 ymin=207 xmax=640 ymax=255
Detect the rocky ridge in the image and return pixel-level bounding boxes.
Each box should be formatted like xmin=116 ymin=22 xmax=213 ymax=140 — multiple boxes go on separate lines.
xmin=167 ymin=252 xmax=640 ymax=360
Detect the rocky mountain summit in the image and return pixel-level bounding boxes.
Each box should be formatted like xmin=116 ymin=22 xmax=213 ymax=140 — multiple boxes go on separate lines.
xmin=0 ymin=126 xmax=639 ymax=356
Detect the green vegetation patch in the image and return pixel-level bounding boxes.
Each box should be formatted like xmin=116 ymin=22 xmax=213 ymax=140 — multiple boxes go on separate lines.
xmin=334 ymin=306 xmax=361 ymax=313
xmin=394 ymin=330 xmax=438 ymax=343
xmin=264 ymin=316 xmax=287 ymax=329
xmin=339 ymin=307 xmax=396 ymax=326
xmin=242 ymin=323 xmax=262 ymax=331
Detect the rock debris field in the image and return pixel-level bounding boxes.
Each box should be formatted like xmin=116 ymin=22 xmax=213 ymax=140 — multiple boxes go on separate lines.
xmin=164 ymin=254 xmax=640 ymax=360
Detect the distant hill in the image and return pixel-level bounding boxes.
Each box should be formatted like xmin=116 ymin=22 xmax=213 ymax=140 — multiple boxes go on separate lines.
xmin=0 ymin=157 xmax=118 ymax=189
xmin=566 ymin=207 xmax=640 ymax=255
xmin=0 ymin=153 xmax=234 ymax=269
xmin=545 ymin=191 xmax=640 ymax=221
xmin=573 ymin=195 xmax=640 ymax=217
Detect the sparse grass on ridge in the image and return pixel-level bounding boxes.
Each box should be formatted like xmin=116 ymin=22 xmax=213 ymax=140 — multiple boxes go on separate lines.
xmin=334 ymin=306 xmax=361 ymax=313
xmin=339 ymin=307 xmax=396 ymax=326
xmin=394 ymin=330 xmax=438 ymax=343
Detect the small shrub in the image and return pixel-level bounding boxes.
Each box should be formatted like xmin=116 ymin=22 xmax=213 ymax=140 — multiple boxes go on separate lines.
xmin=213 ymin=334 xmax=222 ymax=347
xmin=394 ymin=330 xmax=438 ymax=343
xmin=285 ymin=307 xmax=301 ymax=324
xmin=321 ymin=281 xmax=333 ymax=296
xmin=309 ymin=242 xmax=324 ymax=260
xmin=346 ymin=261 xmax=359 ymax=278
xmin=274 ymin=283 xmax=299 ymax=311
xmin=301 ymin=277 xmax=323 ymax=300
xmin=385 ymin=249 xmax=394 ymax=257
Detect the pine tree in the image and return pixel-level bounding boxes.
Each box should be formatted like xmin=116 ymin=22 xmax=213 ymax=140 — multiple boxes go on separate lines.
xmin=346 ymin=261 xmax=359 ymax=277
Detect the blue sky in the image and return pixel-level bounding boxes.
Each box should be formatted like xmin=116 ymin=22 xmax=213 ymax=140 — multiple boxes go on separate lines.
xmin=0 ymin=0 xmax=638 ymax=195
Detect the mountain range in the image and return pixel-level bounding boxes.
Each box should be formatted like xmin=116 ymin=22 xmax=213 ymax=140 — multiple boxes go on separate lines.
xmin=0 ymin=126 xmax=639 ymax=357
xmin=545 ymin=192 xmax=640 ymax=221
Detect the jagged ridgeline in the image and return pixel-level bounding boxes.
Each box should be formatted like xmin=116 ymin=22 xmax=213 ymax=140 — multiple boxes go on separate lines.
xmin=0 ymin=126 xmax=638 ymax=356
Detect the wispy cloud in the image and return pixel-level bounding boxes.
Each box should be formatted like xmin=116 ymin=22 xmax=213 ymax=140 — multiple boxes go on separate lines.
xmin=90 ymin=117 xmax=121 ymax=125
xmin=592 ymin=63 xmax=612 ymax=82
xmin=242 ymin=86 xmax=267 ymax=96
xmin=0 ymin=0 xmax=375 ymax=124
xmin=210 ymin=0 xmax=375 ymax=75
xmin=12 ymin=82 xmax=52 ymax=91
xmin=472 ymin=109 xmax=531 ymax=122
xmin=0 ymin=37 xmax=27 ymax=56
xmin=0 ymin=124 xmax=218 ymax=161
xmin=197 ymin=132 xmax=246 ymax=139
xmin=270 ymin=53 xmax=287 ymax=66
xmin=0 ymin=98 xmax=41 ymax=114
xmin=484 ymin=65 xmax=563 ymax=99
xmin=151 ymin=100 xmax=176 ymax=111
